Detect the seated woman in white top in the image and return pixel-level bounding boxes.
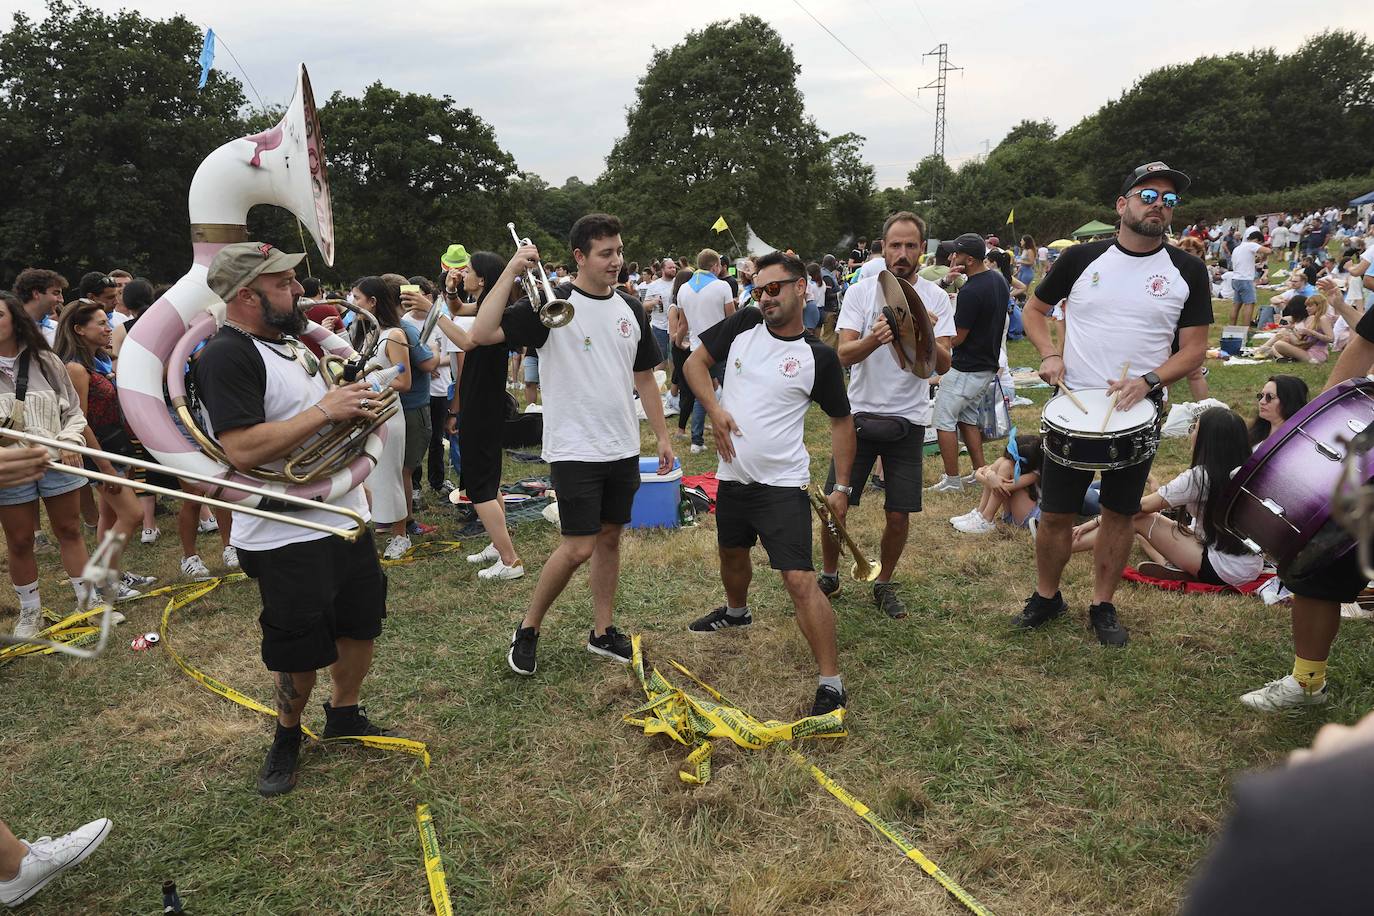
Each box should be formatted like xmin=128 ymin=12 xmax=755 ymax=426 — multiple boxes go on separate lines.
xmin=1071 ymin=407 xmax=1264 ymax=587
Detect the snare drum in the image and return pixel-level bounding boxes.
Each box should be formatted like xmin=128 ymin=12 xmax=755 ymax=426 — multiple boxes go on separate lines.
xmin=1219 ymin=378 xmax=1374 ymax=575
xmin=1041 ymin=388 xmax=1159 ymax=471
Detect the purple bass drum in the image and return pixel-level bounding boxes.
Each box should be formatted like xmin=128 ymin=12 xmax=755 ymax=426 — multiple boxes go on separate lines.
xmin=1218 ymin=378 xmax=1374 ymax=576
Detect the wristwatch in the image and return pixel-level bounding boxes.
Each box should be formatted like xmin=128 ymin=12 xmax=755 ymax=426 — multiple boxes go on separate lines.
xmin=833 ymin=484 xmax=853 ymax=496
xmin=1142 ymin=371 xmax=1163 ymax=392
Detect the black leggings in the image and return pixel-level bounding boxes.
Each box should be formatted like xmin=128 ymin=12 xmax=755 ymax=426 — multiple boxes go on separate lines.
xmin=411 ymin=394 xmax=450 ymax=491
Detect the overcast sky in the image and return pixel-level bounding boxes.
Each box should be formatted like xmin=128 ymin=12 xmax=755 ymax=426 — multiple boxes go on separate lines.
xmin=3 ymin=1 xmax=1366 ymax=188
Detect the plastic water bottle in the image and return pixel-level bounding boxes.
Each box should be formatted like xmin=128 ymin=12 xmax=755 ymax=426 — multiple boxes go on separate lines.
xmin=365 ymin=363 xmax=406 ymax=392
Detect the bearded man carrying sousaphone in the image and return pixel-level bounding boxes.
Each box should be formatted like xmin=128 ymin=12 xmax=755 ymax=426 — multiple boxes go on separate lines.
xmin=192 ymin=242 xmax=396 ymax=796
xmin=819 ymin=211 xmax=952 ymax=619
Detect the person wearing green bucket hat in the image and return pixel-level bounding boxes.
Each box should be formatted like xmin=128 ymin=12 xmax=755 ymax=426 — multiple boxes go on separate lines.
xmin=440 ymin=245 xmax=471 ymax=306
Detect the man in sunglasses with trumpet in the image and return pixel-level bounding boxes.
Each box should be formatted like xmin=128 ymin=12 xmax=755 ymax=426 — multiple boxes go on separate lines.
xmin=683 ymin=251 xmax=857 ymax=718
xmin=193 ymin=242 xmax=395 ymax=796
xmin=1020 ymin=162 xmax=1212 ymax=647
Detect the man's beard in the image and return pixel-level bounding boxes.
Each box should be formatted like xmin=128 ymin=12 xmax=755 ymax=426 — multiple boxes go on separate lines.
xmin=1126 ymin=216 xmax=1167 ymax=238
xmin=887 ymin=259 xmax=916 ymax=281
xmin=261 ymin=296 xmax=306 ymax=336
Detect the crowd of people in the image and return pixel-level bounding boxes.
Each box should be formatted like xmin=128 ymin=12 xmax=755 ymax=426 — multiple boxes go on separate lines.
xmin=7 ymin=155 xmax=1374 ymax=909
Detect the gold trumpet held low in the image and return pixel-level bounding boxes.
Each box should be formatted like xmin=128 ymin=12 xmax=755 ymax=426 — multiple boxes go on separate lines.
xmin=508 ymin=222 xmax=574 ymax=328
xmin=809 ymin=485 xmax=879 ymax=582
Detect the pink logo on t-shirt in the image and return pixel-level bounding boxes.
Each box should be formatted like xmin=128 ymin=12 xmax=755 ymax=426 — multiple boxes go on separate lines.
xmin=779 ymin=356 xmax=801 ymax=378
xmin=616 ymin=318 xmax=632 ymax=338
xmin=1145 ymin=274 xmax=1171 ymax=297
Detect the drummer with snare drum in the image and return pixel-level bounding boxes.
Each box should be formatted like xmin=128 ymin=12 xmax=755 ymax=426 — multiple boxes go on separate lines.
xmin=1016 ymin=161 xmax=1213 ymax=646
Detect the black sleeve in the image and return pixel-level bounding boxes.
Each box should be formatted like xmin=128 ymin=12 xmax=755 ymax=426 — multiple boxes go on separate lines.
xmin=807 ymin=340 xmax=851 ymax=418
xmin=700 ymin=308 xmax=762 ymax=364
xmin=1166 ymin=246 xmax=1215 ymax=328
xmin=500 ymin=298 xmax=550 ymax=350
xmin=1031 ymin=240 xmax=1103 ymax=305
xmin=620 ymin=292 xmax=661 ymax=372
xmin=192 ymin=333 xmax=267 ymax=434
xmin=1357 ymin=306 xmax=1374 ymax=345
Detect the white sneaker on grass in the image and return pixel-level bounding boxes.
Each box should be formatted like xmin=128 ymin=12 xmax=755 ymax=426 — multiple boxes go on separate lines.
xmin=949 ymin=509 xmax=980 ymax=525
xmin=928 ymin=474 xmax=964 ymax=493
xmin=222 ymin=546 xmax=239 ymax=570
xmin=1240 ymin=674 xmax=1329 ymax=712
xmin=478 ymin=559 xmax=525 ymax=581
xmin=953 ymin=513 xmax=997 ymax=534
xmin=961 ymin=472 xmax=978 ymax=486
xmin=383 ymin=535 xmax=412 ymax=560
xmin=197 ymin=516 xmax=219 ymax=534
xmin=181 ymin=555 xmax=212 ymax=580
xmin=690 ymin=444 xmax=706 ymax=454
xmin=466 ymin=543 xmax=500 ymax=565
xmin=13 ymin=606 xmax=42 ymax=639
xmin=0 ymin=817 xmax=112 ymax=908
xmin=140 ymin=527 xmax=160 ymax=544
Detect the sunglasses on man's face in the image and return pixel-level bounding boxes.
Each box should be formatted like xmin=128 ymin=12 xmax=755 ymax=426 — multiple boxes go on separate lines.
xmin=1256 ymin=391 xmax=1278 ymax=403
xmin=1128 ymin=188 xmax=1180 ymax=208
xmin=750 ymin=277 xmax=801 ymax=301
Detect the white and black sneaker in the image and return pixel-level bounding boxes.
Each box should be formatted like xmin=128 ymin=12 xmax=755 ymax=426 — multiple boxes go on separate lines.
xmin=0 ymin=817 xmax=112 ymax=907
xmin=587 ymin=626 xmax=633 ymax=663
xmin=508 ymin=626 xmax=538 ymax=676
xmin=688 ymin=606 xmax=753 ymax=633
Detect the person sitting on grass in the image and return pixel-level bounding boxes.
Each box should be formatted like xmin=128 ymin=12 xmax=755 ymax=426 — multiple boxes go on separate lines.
xmin=1070 ymin=407 xmax=1263 ymax=588
xmin=1253 ymin=293 xmax=1333 ymax=363
xmin=950 ymin=433 xmax=1042 ymax=535
xmin=1248 ymin=375 xmax=1309 ymax=448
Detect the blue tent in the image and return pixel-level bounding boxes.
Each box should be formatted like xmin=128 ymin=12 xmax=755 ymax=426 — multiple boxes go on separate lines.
xmin=1350 ymin=190 xmax=1374 ymax=207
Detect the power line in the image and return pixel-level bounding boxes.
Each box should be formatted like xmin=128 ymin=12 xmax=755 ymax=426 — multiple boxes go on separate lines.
xmin=790 ymin=0 xmax=934 ymax=117
xmin=908 ymin=0 xmax=938 ymax=39
xmin=209 ymin=29 xmax=269 ymax=114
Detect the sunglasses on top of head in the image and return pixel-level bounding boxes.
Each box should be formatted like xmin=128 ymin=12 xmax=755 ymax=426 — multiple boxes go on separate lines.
xmin=1127 ymin=188 xmax=1180 ymax=208
xmin=750 ymin=277 xmax=801 ymax=301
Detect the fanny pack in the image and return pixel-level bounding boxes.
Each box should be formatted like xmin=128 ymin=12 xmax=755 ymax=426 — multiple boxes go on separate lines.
xmin=853 ymin=411 xmax=911 ymax=442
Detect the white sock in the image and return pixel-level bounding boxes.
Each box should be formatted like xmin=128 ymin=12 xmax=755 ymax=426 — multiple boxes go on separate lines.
xmin=69 ymin=577 xmax=85 ymax=600
xmin=725 ymin=604 xmax=749 ymax=618
xmin=818 ymin=673 xmax=844 ymax=692
xmin=13 ymin=580 xmax=39 ymax=611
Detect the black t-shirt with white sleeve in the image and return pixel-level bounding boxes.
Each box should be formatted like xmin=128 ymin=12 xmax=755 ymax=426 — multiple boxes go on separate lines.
xmin=500 ymin=282 xmax=660 ymax=464
xmin=699 ymin=309 xmax=850 ymax=487
xmin=951 ymin=269 xmax=1010 ymax=373
xmin=1033 ymin=238 xmax=1212 ymax=390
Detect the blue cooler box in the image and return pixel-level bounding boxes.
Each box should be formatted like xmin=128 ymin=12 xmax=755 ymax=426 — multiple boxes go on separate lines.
xmin=628 ymin=457 xmax=683 ymax=529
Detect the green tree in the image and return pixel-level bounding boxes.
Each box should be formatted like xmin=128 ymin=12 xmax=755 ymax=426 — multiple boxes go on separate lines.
xmin=599 ymin=15 xmax=829 ymax=258
xmin=817 ymin=133 xmax=880 ymax=253
xmin=0 ymin=0 xmax=247 ymax=284
xmin=906 ymin=155 xmax=952 ymax=203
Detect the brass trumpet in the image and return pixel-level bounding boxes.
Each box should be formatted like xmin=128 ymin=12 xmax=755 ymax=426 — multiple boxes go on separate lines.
xmin=809 ymin=485 xmax=879 ymax=582
xmin=508 ymin=222 xmax=574 ymax=328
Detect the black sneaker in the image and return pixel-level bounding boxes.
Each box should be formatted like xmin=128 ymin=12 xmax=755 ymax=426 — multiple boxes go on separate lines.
xmin=869 ymin=474 xmax=886 ymax=492
xmin=587 ymin=626 xmax=633 ymax=663
xmin=1088 ymin=602 xmax=1129 ymax=647
xmin=322 ymin=702 xmax=396 ymax=738
xmin=1011 ymin=591 xmax=1067 ymax=628
xmin=258 ymin=725 xmax=302 ymax=797
xmin=508 ymin=626 xmax=538 ymax=676
xmin=687 ymin=606 xmax=752 ymax=633
xmin=817 ymin=573 xmax=840 ymax=599
xmin=872 ymin=582 xmax=907 ymax=619
xmin=810 ymin=684 xmax=848 ymax=717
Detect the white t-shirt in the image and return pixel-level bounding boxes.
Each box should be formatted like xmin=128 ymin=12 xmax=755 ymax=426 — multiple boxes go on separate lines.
xmin=837 ymin=274 xmax=954 ymax=425
xmin=1231 ymin=241 xmax=1261 ymax=280
xmin=644 ymin=277 xmax=675 ymax=331
xmin=1157 ymin=467 xmax=1264 ymax=587
xmin=806 ymin=279 xmax=823 ymax=307
xmin=700 ymin=309 xmax=850 ymax=487
xmin=500 ymin=283 xmax=659 ymax=463
xmin=109 ymin=310 xmax=129 ymax=328
xmin=1033 ymin=239 xmax=1213 ymax=390
xmin=401 ymin=311 xmax=451 ymax=397
xmin=858 ymin=257 xmax=886 ymax=280
xmin=676 ymin=271 xmax=734 ymax=351
xmin=1269 ymin=225 xmax=1288 ymax=249
xmin=1038 ymin=246 xmax=1049 ymax=263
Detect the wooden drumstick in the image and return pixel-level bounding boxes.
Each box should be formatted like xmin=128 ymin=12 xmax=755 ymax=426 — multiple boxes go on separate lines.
xmin=1099 ymin=361 xmax=1131 ymax=433
xmin=1059 ymin=384 xmax=1090 ymax=414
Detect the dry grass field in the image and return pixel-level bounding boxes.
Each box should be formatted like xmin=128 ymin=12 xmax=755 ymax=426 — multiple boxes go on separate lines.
xmin=0 ymin=272 xmax=1364 ymax=915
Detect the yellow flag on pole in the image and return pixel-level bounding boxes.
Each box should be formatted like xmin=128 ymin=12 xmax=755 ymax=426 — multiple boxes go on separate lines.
xmin=712 ymin=216 xmax=728 ymax=233
xmin=1005 ymin=208 xmax=1015 ymax=224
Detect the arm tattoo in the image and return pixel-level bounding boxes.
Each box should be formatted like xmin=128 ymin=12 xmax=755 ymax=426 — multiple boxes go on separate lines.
xmin=274 ymin=672 xmax=301 ymax=715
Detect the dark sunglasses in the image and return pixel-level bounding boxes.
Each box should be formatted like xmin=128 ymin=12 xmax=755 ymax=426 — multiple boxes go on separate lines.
xmin=1128 ymin=188 xmax=1180 ymax=208
xmin=1256 ymin=391 xmax=1277 ymax=403
xmin=750 ymin=277 xmax=801 ymax=301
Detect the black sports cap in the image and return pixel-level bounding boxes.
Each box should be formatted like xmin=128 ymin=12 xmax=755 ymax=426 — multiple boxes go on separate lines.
xmin=951 ymin=233 xmax=986 ymax=260
xmin=1121 ymin=161 xmax=1191 ymax=197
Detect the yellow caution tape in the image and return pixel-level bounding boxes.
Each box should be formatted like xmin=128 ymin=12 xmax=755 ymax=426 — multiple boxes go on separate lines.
xmin=381 ymin=539 xmax=464 ymax=567
xmin=664 ymin=655 xmax=995 ymax=916
xmin=416 ymin=804 xmax=454 ymax=916
xmin=0 ymin=605 xmax=118 ymax=664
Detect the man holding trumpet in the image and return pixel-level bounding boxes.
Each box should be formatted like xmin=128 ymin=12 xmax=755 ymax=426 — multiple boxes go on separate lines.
xmin=192 ymin=242 xmax=395 ymax=796
xmin=683 ymin=251 xmax=857 ymax=718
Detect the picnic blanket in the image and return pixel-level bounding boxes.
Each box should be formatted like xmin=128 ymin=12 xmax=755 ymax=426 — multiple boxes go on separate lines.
xmin=1122 ymin=564 xmax=1275 ymax=595
xmin=682 ymin=472 xmax=719 ymax=513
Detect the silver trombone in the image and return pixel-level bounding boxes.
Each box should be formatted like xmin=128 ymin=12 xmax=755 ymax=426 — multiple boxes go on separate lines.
xmin=0 ymin=427 xmax=367 ymax=659
xmin=507 ymin=222 xmax=575 ymax=328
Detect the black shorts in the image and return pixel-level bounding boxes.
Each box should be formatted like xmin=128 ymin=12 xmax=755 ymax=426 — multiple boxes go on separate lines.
xmin=549 ymin=457 xmax=640 ymax=536
xmin=1039 ymin=453 xmax=1156 ymax=516
xmin=670 ymin=344 xmax=692 ymax=387
xmin=1282 ymin=546 xmax=1370 ymax=604
xmin=238 ymin=529 xmax=387 ymax=673
xmin=824 ymin=423 xmax=924 ymax=513
xmin=1198 ymin=550 xmax=1227 ymax=587
xmin=716 ymin=481 xmax=813 ymax=571
xmin=458 ymin=415 xmax=503 ymax=504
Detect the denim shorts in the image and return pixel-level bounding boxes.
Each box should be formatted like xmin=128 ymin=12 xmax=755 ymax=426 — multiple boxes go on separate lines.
xmin=522 ymin=354 xmax=540 ymax=384
xmin=1232 ymin=278 xmax=1257 ymax=305
xmin=651 ymin=326 xmax=670 ymax=360
xmin=932 ymin=367 xmax=996 ymax=432
xmin=0 ymin=466 xmax=86 ymax=506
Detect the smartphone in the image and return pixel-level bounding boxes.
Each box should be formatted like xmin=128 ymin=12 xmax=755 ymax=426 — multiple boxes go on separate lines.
xmin=400 ymin=284 xmax=421 ymax=294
